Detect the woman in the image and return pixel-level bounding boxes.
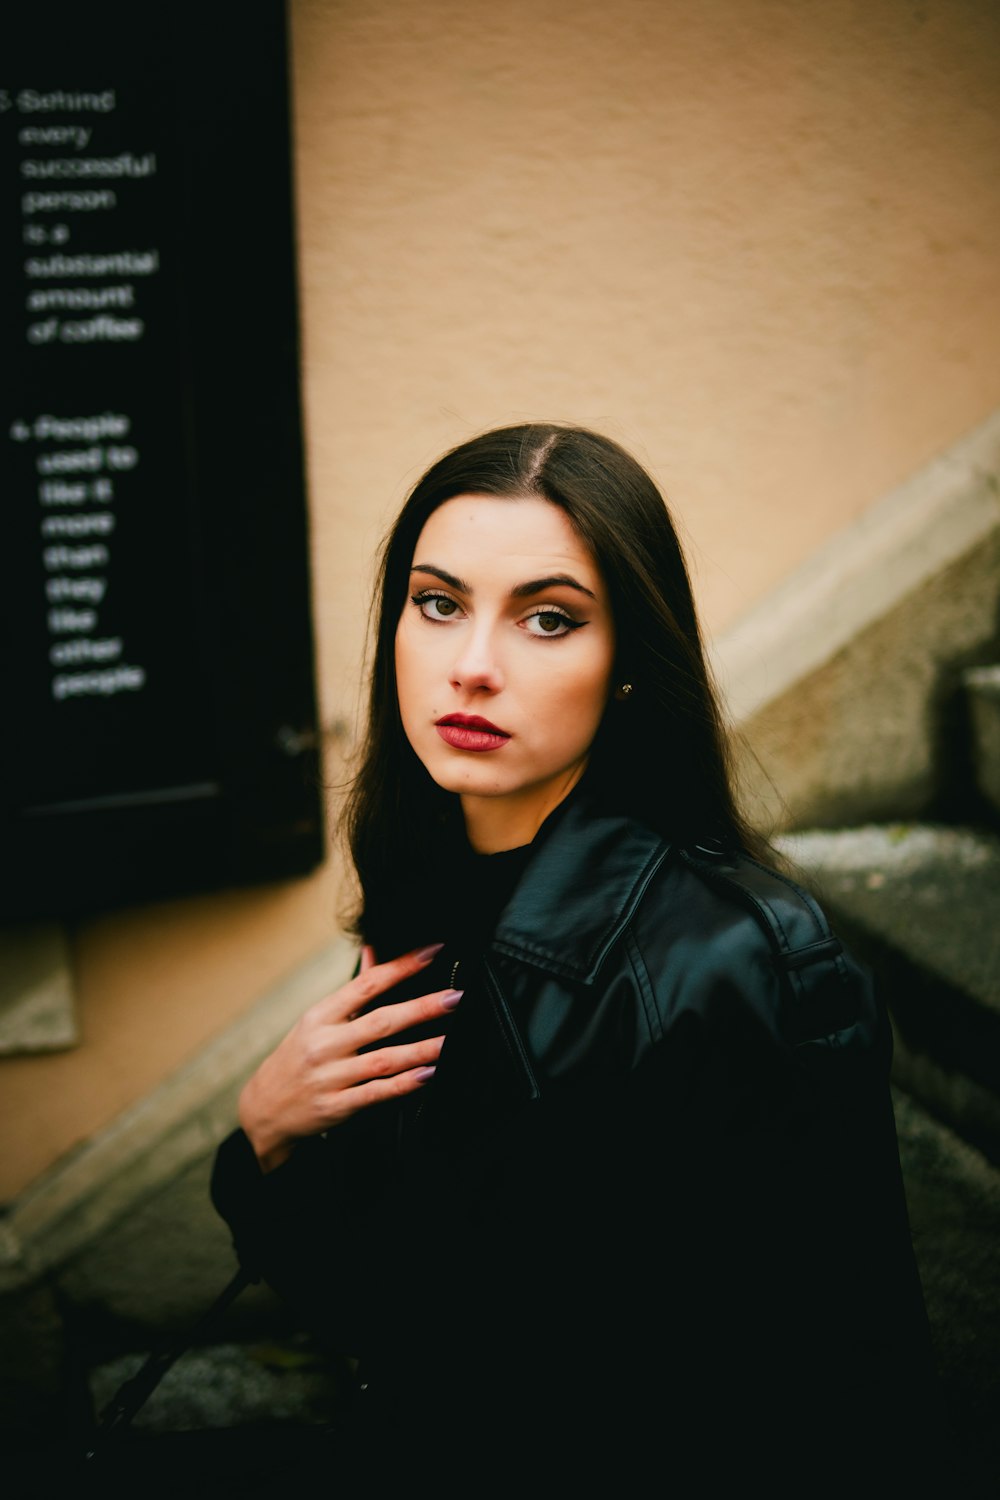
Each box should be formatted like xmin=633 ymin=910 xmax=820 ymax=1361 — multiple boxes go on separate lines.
xmin=212 ymin=423 xmax=940 ymax=1485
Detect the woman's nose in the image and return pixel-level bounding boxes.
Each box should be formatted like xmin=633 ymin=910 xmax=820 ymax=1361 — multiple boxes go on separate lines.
xmin=449 ymin=625 xmax=504 ymax=693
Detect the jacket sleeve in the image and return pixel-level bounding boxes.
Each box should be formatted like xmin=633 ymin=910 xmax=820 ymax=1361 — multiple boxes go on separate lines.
xmin=210 ymin=1120 xmax=376 ymax=1352
xmin=209 ymin=950 xmax=444 ymax=1350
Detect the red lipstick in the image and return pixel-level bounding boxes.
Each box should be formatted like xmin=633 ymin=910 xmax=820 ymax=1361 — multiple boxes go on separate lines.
xmin=435 ymin=713 xmax=511 ymax=752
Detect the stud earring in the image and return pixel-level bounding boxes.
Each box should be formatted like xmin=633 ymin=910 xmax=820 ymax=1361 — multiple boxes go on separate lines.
xmin=617 ymin=682 xmax=633 ymax=698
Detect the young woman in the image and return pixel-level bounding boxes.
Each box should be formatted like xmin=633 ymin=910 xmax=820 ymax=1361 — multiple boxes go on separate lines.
xmin=212 ymin=423 xmax=940 ymax=1485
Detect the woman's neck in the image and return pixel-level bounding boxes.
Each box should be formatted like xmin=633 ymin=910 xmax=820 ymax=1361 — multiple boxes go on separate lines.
xmin=460 ymin=770 xmax=585 ymax=853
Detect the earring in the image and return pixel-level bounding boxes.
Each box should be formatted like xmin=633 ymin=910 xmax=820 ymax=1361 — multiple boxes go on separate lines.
xmin=617 ymin=682 xmax=633 ymax=698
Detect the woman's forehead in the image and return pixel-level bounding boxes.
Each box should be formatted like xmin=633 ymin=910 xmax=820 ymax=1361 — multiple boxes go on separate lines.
xmin=411 ymin=493 xmax=600 ymax=579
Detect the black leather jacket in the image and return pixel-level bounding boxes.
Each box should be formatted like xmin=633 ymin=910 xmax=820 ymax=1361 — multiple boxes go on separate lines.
xmin=212 ymin=797 xmax=939 ymax=1483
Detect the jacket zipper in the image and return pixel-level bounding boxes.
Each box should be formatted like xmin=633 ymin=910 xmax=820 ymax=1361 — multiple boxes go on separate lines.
xmin=408 ymin=953 xmax=460 ymax=1138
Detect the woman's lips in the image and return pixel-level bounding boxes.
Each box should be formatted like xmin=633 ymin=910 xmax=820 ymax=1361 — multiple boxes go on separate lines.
xmin=435 ymin=715 xmax=511 ymax=752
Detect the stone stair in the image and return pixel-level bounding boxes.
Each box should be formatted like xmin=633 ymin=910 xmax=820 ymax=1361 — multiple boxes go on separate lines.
xmin=777 ymin=662 xmax=1000 ymax=1490
xmin=966 ymin=664 xmax=1000 ymax=817
xmin=780 ymin=821 xmax=1000 ymax=1165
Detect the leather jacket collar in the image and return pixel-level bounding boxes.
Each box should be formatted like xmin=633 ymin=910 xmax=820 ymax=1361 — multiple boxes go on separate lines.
xmin=488 ymin=796 xmax=672 ymax=984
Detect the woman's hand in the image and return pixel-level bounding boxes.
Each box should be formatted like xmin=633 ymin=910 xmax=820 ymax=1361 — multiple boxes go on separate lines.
xmin=238 ymin=942 xmax=460 ymax=1172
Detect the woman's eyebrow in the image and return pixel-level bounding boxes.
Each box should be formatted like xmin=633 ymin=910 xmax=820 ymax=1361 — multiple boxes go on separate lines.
xmin=409 ymin=565 xmax=596 ymax=602
xmin=410 ymin=564 xmax=468 ymax=591
xmin=510 ymin=574 xmax=596 ymax=601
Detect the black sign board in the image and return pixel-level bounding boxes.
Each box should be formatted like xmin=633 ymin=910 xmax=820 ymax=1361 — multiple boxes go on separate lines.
xmin=1 ymin=2 xmax=324 ymax=918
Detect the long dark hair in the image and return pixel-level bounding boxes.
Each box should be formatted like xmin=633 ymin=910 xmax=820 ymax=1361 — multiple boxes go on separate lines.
xmin=342 ymin=422 xmax=766 ymax=950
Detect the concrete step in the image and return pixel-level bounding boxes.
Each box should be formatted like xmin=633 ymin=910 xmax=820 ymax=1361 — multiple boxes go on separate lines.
xmin=964 ymin=664 xmax=1000 ymax=819
xmin=777 ymin=822 xmax=1000 ymax=1165
xmin=85 ymin=1334 xmax=350 ymax=1441
xmin=892 ymin=1086 xmax=1000 ymax=1494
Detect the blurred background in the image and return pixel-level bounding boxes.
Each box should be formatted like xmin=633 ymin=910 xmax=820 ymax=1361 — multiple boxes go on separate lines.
xmin=2 ymin=0 xmax=998 ymax=1486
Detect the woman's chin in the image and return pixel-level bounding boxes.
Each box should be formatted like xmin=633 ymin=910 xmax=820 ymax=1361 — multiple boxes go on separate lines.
xmin=430 ymin=764 xmax=512 ymax=800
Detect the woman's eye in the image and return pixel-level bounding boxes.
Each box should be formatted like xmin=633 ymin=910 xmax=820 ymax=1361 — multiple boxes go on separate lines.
xmin=523 ymin=610 xmax=581 ymax=637
xmin=412 ymin=592 xmax=461 ymax=621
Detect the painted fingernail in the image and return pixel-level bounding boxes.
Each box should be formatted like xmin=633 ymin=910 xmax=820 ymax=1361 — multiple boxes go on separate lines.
xmin=415 ymin=1066 xmax=437 ymax=1082
xmin=441 ymin=989 xmax=464 ymax=1009
xmin=415 ymin=943 xmax=445 ymax=961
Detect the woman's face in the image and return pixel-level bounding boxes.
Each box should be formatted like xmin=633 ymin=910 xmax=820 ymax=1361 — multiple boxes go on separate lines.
xmin=394 ymin=493 xmax=617 ymax=851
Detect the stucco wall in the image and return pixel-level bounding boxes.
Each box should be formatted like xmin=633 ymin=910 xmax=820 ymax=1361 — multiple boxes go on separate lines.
xmin=3 ymin=0 xmax=999 ymax=1200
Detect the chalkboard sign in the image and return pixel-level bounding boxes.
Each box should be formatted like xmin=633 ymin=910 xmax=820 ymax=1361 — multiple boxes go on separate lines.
xmin=1 ymin=1 xmax=324 ymax=918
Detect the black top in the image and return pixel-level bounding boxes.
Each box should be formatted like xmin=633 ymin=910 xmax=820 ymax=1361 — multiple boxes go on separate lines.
xmin=400 ymin=793 xmax=574 ymax=1000
xmin=432 ymin=841 xmax=532 ymax=989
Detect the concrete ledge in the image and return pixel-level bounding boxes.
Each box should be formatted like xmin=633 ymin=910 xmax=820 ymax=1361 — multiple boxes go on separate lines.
xmin=712 ymin=409 xmax=1000 ymax=724
xmin=0 ymin=925 xmax=77 ymax=1055
xmin=965 ymin=664 xmax=1000 ymax=817
xmin=0 ymin=934 xmax=357 ymax=1293
xmin=778 ymin=822 xmax=1000 ymax=1014
xmin=88 ymin=1339 xmax=347 ymax=1433
xmin=778 ymin=823 xmax=1000 ymax=1161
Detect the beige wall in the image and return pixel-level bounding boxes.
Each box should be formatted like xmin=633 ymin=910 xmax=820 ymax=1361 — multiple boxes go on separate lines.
xmin=3 ymin=0 xmax=999 ymax=1199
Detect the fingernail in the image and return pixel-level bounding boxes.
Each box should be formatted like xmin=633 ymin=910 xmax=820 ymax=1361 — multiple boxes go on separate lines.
xmin=415 ymin=1066 xmax=437 ymax=1082
xmin=441 ymin=989 xmax=464 ymax=1009
xmin=416 ymin=943 xmax=444 ymax=962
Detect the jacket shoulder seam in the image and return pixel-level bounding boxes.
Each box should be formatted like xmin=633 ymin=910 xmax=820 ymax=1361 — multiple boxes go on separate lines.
xmin=676 ymin=848 xmax=833 ymax=958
